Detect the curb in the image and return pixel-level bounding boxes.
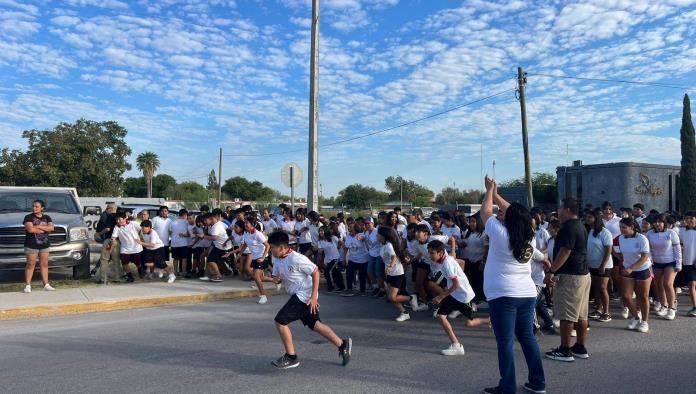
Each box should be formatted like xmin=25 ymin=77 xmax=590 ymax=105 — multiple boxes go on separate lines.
xmin=0 ymin=288 xmax=284 ymax=321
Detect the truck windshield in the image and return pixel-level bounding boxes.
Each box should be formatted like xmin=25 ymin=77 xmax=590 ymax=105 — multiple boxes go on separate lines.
xmin=0 ymin=192 xmax=80 ymax=214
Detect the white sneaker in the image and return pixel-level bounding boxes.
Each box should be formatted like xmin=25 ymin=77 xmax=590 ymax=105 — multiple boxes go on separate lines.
xmin=395 ymin=312 xmax=410 ymax=322
xmin=414 ymin=303 xmax=429 ymax=312
xmin=471 ymin=303 xmax=478 ymax=313
xmin=258 ymin=295 xmax=268 ymax=304
xmin=448 ymin=310 xmax=462 ymax=319
xmin=276 ymin=283 xmax=283 ymax=291
xmin=665 ymin=308 xmax=676 ymax=320
xmin=199 ymin=276 xmax=210 ymax=281
xmin=22 ymin=285 xmax=31 ymax=293
xmin=621 ymin=307 xmax=629 ymax=319
xmin=167 ymin=274 xmax=176 ymax=284
xmin=441 ymin=343 xmax=465 ymax=356
xmin=656 ymin=306 xmax=668 ymax=317
xmin=676 ymin=287 xmax=682 ymax=294
xmin=627 ymin=318 xmax=641 ymax=330
xmin=409 ymin=295 xmax=419 ymax=310
xmin=571 ymin=329 xmax=577 ymax=337
xmin=43 ymin=283 xmax=55 ymax=291
xmin=157 ymin=269 xmax=164 ymax=279
xmin=637 ymin=321 xmax=649 ymax=333
xmin=432 ymin=308 xmax=440 ymax=318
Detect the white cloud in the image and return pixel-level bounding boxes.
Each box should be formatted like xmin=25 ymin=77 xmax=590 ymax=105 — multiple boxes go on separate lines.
xmin=51 ymin=15 xmax=81 ymax=27
xmin=103 ymin=47 xmax=153 ymax=69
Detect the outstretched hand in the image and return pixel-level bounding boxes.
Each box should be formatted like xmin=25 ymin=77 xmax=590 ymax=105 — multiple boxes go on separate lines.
xmin=484 ymin=175 xmax=497 ymax=192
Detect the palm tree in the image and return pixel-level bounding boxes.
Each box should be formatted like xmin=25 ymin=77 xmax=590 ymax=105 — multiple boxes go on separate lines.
xmin=136 ymin=152 xmax=160 ymax=198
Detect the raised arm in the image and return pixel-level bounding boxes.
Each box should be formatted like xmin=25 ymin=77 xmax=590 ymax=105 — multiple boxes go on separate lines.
xmin=481 ymin=175 xmax=496 ymax=224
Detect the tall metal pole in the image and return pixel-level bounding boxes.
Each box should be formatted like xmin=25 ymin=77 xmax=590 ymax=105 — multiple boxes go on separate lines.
xmin=517 ymin=67 xmax=534 ymax=208
xmin=480 ymin=144 xmax=483 ymax=188
xmin=307 ymin=0 xmax=320 ymax=212
xmin=218 ymin=147 xmax=223 ymax=209
xmin=290 ymin=166 xmax=295 ymax=215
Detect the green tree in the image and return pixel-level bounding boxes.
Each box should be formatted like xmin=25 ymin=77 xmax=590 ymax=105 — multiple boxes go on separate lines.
xmin=384 ymin=176 xmax=434 ymax=207
xmin=435 ymin=187 xmax=483 ymax=205
xmin=152 ymin=174 xmax=176 ymax=197
xmin=336 ymin=184 xmax=389 ymax=209
xmin=122 ymin=174 xmax=176 ymax=198
xmin=679 ymin=94 xmax=696 ymax=212
xmin=221 ymin=176 xmax=276 ymax=201
xmin=499 ymin=172 xmax=558 ymax=205
xmin=123 ymin=176 xmax=146 ymax=197
xmin=207 ymin=170 xmax=219 ymax=193
xmin=136 ymin=151 xmax=160 ymax=198
xmin=163 ymin=181 xmax=208 ymax=202
xmin=0 ymin=119 xmax=131 ymax=195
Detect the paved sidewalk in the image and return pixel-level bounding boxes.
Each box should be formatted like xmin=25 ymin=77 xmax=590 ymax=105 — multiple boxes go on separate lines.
xmin=0 ymin=277 xmax=282 ymax=320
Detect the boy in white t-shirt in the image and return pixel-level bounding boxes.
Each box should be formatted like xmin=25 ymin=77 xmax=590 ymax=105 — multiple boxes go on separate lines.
xmin=679 ymin=211 xmax=696 ymax=317
xmin=428 ymin=240 xmax=490 ymax=356
xmin=111 ymin=212 xmax=143 ymax=283
xmin=268 ymin=231 xmax=352 ymax=370
xmin=137 ymin=220 xmax=176 ymax=284
xmin=170 ymin=209 xmax=191 ymax=277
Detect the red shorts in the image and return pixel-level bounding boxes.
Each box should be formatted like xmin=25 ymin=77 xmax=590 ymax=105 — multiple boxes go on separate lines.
xmin=120 ymin=253 xmax=142 ymax=266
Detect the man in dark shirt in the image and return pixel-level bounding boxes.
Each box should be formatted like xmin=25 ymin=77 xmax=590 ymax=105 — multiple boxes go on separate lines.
xmin=94 ymin=203 xmax=123 ymax=282
xmin=544 ymin=198 xmax=591 ymax=362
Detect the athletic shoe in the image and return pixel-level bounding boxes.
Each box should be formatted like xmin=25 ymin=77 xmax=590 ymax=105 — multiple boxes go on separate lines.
xmin=126 ymin=273 xmax=135 ymax=283
xmin=43 ymin=283 xmax=55 ymax=291
xmin=471 ymin=303 xmax=478 ymax=313
xmin=371 ymin=287 xmax=381 ymax=296
xmin=597 ymin=313 xmax=612 ymax=322
xmin=258 ymin=295 xmax=268 ymax=304
xmin=540 ymin=326 xmax=558 ymax=335
xmin=339 ymin=338 xmax=352 ymax=366
xmin=395 ymin=312 xmax=410 ymax=322
xmin=22 ymin=285 xmax=31 ymax=293
xmin=627 ymin=317 xmax=641 ymax=330
xmin=483 ymin=387 xmax=511 ymax=394
xmin=637 ymin=321 xmax=649 ymax=333
xmin=449 ymin=310 xmax=462 ymax=319
xmin=522 ymin=383 xmax=547 ymax=394
xmin=210 ymin=277 xmax=223 ymax=283
xmin=409 ymin=295 xmax=419 ymax=310
xmin=145 ymin=272 xmax=154 ymax=280
xmin=432 ymin=308 xmax=440 ymax=318
xmin=272 ymin=354 xmax=300 ymax=369
xmin=441 ymin=343 xmax=466 ymax=356
xmin=665 ymin=308 xmax=676 ymax=320
xmin=676 ymin=287 xmax=682 ymax=294
xmin=588 ymin=310 xmax=601 ymax=319
xmin=570 ymin=343 xmax=589 ymax=359
xmin=340 ymin=290 xmax=355 ymax=297
xmin=686 ymin=307 xmax=696 ymax=317
xmin=571 ymin=329 xmax=577 ymax=337
xmin=199 ymin=276 xmax=210 ymax=281
xmin=414 ymin=303 xmax=429 ymax=312
xmin=610 ymin=293 xmax=620 ymax=301
xmin=545 ymin=347 xmax=574 ymax=362
xmin=167 ymin=274 xmax=176 ymax=284
xmin=621 ymin=307 xmax=629 ymax=319
xmin=656 ymin=306 xmax=668 ymax=317
xmin=157 ymin=269 xmax=164 ymax=279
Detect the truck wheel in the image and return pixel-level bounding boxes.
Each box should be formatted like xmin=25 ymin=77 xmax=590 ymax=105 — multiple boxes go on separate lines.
xmin=73 ymin=252 xmax=91 ymax=279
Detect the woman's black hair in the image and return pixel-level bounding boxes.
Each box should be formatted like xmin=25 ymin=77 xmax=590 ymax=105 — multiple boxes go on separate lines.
xmin=233 ymin=220 xmax=245 ymax=230
xmin=377 ymin=226 xmax=404 ymax=260
xmin=33 ymin=199 xmax=45 ymax=209
xmin=385 ymin=211 xmax=399 ymax=229
xmin=464 ymin=213 xmax=484 ymax=238
xmin=619 ymin=217 xmax=639 ymax=234
xmin=585 ymin=210 xmax=605 ymax=237
xmin=503 ymin=203 xmax=535 ymax=262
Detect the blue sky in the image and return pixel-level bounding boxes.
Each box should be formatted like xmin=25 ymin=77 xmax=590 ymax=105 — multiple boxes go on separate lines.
xmin=1 ymin=0 xmax=695 ymax=198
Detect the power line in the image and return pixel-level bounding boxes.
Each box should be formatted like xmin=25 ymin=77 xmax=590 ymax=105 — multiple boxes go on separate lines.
xmin=528 ymin=72 xmax=696 ymax=91
xmin=223 ymin=87 xmax=516 ymax=158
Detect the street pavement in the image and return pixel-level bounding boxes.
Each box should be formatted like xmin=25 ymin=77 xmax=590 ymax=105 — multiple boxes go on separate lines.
xmin=0 ymin=291 xmax=694 ymax=394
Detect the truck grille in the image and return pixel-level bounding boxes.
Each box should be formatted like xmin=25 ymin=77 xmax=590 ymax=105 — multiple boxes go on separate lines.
xmin=0 ymin=226 xmax=68 ymax=247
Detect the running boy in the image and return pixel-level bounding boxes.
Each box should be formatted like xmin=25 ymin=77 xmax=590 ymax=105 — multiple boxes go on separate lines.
xmin=268 ymin=231 xmax=352 ymax=369
xmin=428 ymin=240 xmax=490 ymax=356
xmin=138 ymin=220 xmax=176 ymax=283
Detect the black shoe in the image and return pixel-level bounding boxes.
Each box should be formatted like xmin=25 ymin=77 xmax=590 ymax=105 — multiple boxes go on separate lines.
xmin=482 ymin=386 xmax=513 ymax=394
xmin=570 ymin=343 xmax=589 ymax=359
xmin=545 ymin=346 xmax=574 ymax=362
xmin=272 ymin=354 xmax=300 ymax=369
xmin=588 ymin=310 xmax=601 ymax=319
xmin=540 ymin=326 xmax=558 ymax=336
xmin=339 ymin=338 xmax=352 ymax=366
xmin=522 ymin=382 xmax=546 ymax=394
xmin=126 ymin=273 xmax=135 ymax=283
xmin=597 ymin=313 xmax=612 ymax=322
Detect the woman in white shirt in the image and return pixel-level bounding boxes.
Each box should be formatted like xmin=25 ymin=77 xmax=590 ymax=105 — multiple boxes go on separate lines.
xmin=378 ymin=226 xmax=419 ymax=322
xmin=480 ymin=176 xmax=545 ymax=394
xmin=461 ymin=213 xmax=488 ymax=304
xmin=646 ymin=214 xmax=682 ymax=320
xmin=316 ymin=226 xmax=345 ymax=293
xmin=618 ymin=217 xmax=653 ymax=333
xmin=343 ymin=222 xmax=369 ymax=295
xmin=585 ymin=211 xmax=614 ymax=322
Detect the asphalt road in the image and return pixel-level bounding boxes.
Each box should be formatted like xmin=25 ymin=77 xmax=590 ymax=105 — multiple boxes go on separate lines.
xmin=1 ymin=291 xmax=694 ymax=393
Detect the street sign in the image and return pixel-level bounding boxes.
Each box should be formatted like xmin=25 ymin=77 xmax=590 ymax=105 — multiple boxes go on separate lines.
xmin=281 ymin=164 xmax=303 ymax=188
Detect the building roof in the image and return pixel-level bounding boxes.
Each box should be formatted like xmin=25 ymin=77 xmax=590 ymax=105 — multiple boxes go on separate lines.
xmin=556 ymin=161 xmax=680 ymax=171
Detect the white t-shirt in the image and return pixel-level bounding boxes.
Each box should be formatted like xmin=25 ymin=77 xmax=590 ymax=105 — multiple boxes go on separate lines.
xmin=602 ymin=215 xmax=621 ymax=239
xmin=344 ymin=234 xmax=368 ymax=263
xmin=308 ymin=222 xmax=323 ymax=247
xmin=272 ymin=251 xmax=317 ymax=303
xmin=142 ymin=229 xmax=164 ymax=250
xmin=295 ymin=219 xmax=312 ymax=244
xmin=380 ymin=241 xmax=404 ymax=276
xmin=410 ymin=234 xmax=450 ymax=273
xmin=243 ymin=230 xmax=267 ymax=259
xmin=337 ymin=222 xmax=348 ymax=241
xmin=112 ymin=221 xmax=143 ymax=254
xmin=646 ymin=229 xmax=682 ymax=266
xmin=441 ymin=224 xmax=462 ymax=241
xmin=170 ymin=218 xmax=190 ymax=248
xmin=483 ymin=216 xmax=537 ymax=301
xmin=586 ymin=228 xmax=613 ymax=269
xmin=191 ymin=226 xmax=211 ymax=248
xmin=462 ymin=232 xmax=488 ymax=263
xmin=209 ymin=221 xmax=230 ymax=250
xmin=364 ymin=229 xmax=381 ymax=257
xmin=231 ymin=231 xmax=246 ymax=250
xmin=618 ymin=233 xmax=652 ymax=271
xmin=534 ymin=228 xmax=550 ymax=254
xmin=318 ymin=236 xmax=341 ymax=263
xmin=680 ymin=227 xmax=696 ymax=267
xmin=436 ymin=255 xmax=475 ymax=303
xmin=261 ymin=218 xmax=279 ymax=235
xmin=282 ymin=219 xmax=297 ymax=244
xmin=151 ymin=216 xmax=171 ymax=246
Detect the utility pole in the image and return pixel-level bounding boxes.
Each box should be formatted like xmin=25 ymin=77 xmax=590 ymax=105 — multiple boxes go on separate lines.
xmin=480 ymin=144 xmax=483 ymax=188
xmin=218 ymin=147 xmax=223 ymax=209
xmin=307 ymin=0 xmax=320 ymax=212
xmin=517 ymin=67 xmax=534 ymax=208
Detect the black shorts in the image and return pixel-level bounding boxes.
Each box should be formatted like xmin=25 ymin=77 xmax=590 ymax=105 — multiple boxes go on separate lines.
xmin=623 ymin=268 xmax=652 ymax=281
xmin=385 ymin=274 xmax=409 ymax=295
xmin=274 ymin=295 xmax=321 ymax=330
xmin=414 ymin=259 xmax=431 ymax=272
xmin=120 ymin=253 xmax=142 ymax=266
xmin=208 ymin=247 xmax=227 ymax=264
xmin=142 ymin=248 xmax=167 ymax=269
xmin=437 ymin=295 xmax=475 ymax=319
xmin=192 ymin=247 xmax=206 ymax=260
xmin=652 ymin=262 xmax=677 ymax=271
xmin=298 ymin=243 xmax=313 ymax=254
xmin=171 ymin=246 xmax=191 ymax=260
xmin=163 ymin=245 xmax=170 ymax=261
xmin=682 ymin=265 xmax=696 ymax=282
xmin=589 ymin=267 xmax=611 ymax=278
xmin=251 ymin=256 xmax=269 ymax=270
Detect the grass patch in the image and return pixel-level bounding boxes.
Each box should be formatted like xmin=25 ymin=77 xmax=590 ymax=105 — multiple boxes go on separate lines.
xmin=0 ymin=279 xmax=99 ymax=293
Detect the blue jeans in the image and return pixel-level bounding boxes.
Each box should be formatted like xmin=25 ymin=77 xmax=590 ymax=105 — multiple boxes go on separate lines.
xmin=367 ymin=255 xmax=384 ymax=278
xmin=489 ymin=297 xmax=545 ymax=393
xmin=535 ymin=286 xmax=554 ymax=329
